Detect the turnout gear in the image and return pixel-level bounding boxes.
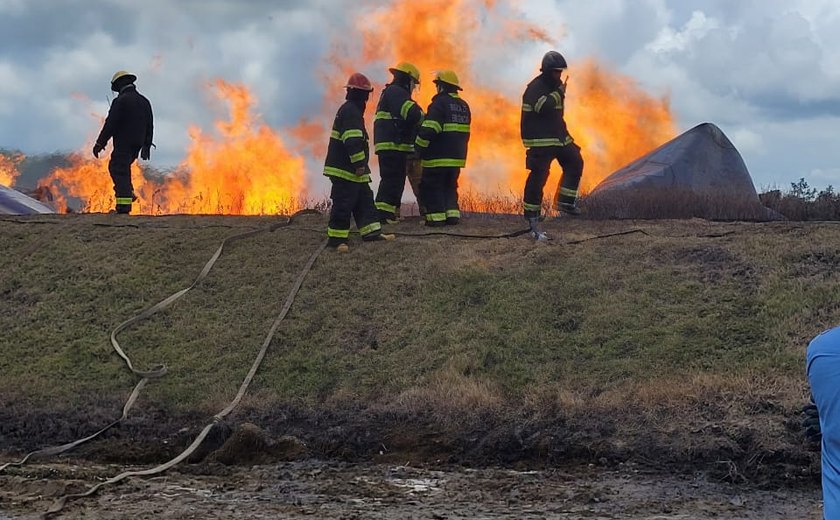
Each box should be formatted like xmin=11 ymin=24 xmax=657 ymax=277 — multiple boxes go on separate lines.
xmin=540 ymin=51 xmax=568 ymax=71
xmin=373 ymin=67 xmax=424 ymax=221
xmin=95 ymin=73 xmax=153 ymax=214
xmin=415 ymin=88 xmax=471 ymax=226
xmin=520 ymin=56 xmax=583 ymax=221
xmin=324 ymin=76 xmax=388 ymax=247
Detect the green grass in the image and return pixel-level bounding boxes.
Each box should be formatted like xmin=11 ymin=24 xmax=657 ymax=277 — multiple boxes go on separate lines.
xmin=0 ymin=214 xmax=836 ymax=471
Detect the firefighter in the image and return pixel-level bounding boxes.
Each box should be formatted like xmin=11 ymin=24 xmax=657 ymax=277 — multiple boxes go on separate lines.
xmin=92 ymin=70 xmax=154 ymax=214
xmin=414 ymin=70 xmax=471 ymax=227
xmin=521 ymin=51 xmax=584 ymax=240
xmin=373 ymin=62 xmax=425 ymax=224
xmin=324 ymin=72 xmax=395 ymax=252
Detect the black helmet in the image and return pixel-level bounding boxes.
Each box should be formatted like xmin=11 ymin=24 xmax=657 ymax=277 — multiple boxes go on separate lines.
xmin=540 ymin=51 xmax=567 ymax=71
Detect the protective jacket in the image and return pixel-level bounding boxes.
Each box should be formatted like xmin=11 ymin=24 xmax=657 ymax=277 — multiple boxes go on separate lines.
xmin=373 ymin=83 xmax=423 ymax=154
xmin=96 ymin=85 xmax=153 ymax=151
xmin=324 ymin=99 xmax=371 ymax=183
xmin=520 ymin=74 xmax=573 ymax=149
xmin=415 ymin=92 xmax=471 ymax=168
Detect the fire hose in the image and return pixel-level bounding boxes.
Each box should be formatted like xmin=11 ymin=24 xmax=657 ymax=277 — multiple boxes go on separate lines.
xmin=0 ymin=213 xmax=651 ymax=517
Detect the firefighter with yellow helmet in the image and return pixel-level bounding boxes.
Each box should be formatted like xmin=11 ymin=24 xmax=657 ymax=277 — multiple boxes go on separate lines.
xmin=93 ymin=70 xmax=154 ymax=214
xmin=373 ymin=62 xmax=425 ymax=224
xmin=414 ymin=70 xmax=471 ymax=226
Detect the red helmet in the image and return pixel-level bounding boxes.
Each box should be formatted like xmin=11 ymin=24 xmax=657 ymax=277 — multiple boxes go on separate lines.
xmin=345 ymin=72 xmax=373 ymax=92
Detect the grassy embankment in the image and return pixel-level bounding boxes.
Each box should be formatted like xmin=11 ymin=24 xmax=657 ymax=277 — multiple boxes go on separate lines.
xmin=0 ymin=213 xmax=836 ymax=481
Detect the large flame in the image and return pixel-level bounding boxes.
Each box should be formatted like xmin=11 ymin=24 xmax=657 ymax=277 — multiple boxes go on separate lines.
xmin=43 ymin=80 xmax=306 ymax=214
xmin=0 ymin=153 xmax=22 ymax=187
xmin=351 ymin=0 xmax=676 ymax=196
xmin=39 ymin=0 xmax=675 ymax=214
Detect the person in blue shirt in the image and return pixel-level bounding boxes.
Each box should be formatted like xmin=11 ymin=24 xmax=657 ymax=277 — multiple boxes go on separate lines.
xmin=807 ymin=326 xmax=840 ymax=519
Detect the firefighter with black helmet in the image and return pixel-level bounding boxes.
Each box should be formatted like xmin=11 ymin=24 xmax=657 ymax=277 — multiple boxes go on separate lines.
xmin=324 ymin=72 xmax=396 ymax=252
xmin=521 ymin=51 xmax=585 ymax=240
xmin=414 ymin=70 xmax=471 ymax=226
xmin=93 ymin=70 xmax=154 ymax=214
xmin=373 ymin=62 xmax=425 ymax=224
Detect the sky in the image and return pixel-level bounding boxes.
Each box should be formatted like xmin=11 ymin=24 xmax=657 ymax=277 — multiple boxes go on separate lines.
xmin=0 ymin=0 xmax=839 ymax=192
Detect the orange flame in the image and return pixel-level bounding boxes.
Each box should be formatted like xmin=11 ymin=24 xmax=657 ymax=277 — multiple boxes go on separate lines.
xmin=351 ymin=0 xmax=676 ymax=197
xmin=0 ymin=152 xmax=23 ymax=187
xmin=40 ymin=0 xmax=675 ymax=214
xmin=43 ymin=80 xmax=306 ymax=214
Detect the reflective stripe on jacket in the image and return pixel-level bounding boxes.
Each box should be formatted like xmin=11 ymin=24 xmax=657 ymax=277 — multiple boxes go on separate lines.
xmin=414 ymin=92 xmax=471 ymax=168
xmin=520 ymin=74 xmax=573 ymax=149
xmin=323 ymin=100 xmax=371 ymax=183
xmin=373 ymin=83 xmax=424 ymax=154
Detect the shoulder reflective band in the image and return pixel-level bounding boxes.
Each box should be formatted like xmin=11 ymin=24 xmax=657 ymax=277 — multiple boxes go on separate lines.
xmin=534 ymin=95 xmax=549 ymax=113
xmin=400 ymin=100 xmax=416 ymax=119
xmin=330 ymin=130 xmax=340 ymax=139
xmin=448 ymin=93 xmax=461 ymax=99
xmin=550 ymin=91 xmax=562 ymax=107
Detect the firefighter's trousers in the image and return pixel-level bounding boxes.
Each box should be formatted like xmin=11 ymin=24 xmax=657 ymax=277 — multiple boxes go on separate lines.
xmin=327 ymin=177 xmax=382 ymax=247
xmin=375 ymin=152 xmax=409 ymax=220
xmin=420 ymin=167 xmax=460 ymax=226
xmin=109 ymin=147 xmax=140 ymax=214
xmin=523 ymin=143 xmax=584 ymax=219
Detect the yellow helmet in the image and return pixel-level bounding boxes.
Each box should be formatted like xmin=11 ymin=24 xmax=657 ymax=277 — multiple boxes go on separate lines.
xmin=389 ymin=62 xmax=421 ymax=83
xmin=111 ymin=70 xmax=137 ymax=85
xmin=434 ymin=70 xmax=462 ymax=90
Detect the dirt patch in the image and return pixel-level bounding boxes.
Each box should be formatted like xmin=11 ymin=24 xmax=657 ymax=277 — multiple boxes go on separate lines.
xmin=0 ymin=460 xmax=822 ymax=519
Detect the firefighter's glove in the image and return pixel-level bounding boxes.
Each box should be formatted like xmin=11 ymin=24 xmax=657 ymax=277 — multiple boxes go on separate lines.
xmin=802 ymin=402 xmax=822 ymax=449
xmin=140 ymin=145 xmax=151 ymax=161
xmin=92 ymin=142 xmax=105 ymax=158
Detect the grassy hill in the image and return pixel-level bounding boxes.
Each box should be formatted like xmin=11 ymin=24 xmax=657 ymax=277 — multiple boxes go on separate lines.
xmin=0 ymin=213 xmax=834 ymax=483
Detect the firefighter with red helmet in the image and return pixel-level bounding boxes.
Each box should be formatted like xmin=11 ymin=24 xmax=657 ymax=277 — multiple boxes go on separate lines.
xmin=373 ymin=62 xmax=425 ymax=224
xmin=521 ymin=51 xmax=584 ymax=240
xmin=324 ymin=73 xmax=395 ymax=252
xmin=92 ymin=70 xmax=154 ymax=214
xmin=414 ymin=70 xmax=471 ymax=226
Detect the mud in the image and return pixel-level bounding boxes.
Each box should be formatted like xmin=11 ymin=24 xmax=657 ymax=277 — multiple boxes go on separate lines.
xmin=0 ymin=460 xmax=822 ymax=519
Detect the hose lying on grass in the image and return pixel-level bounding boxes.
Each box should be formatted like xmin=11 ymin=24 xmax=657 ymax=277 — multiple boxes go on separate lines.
xmin=0 ymin=212 xmax=655 ymax=517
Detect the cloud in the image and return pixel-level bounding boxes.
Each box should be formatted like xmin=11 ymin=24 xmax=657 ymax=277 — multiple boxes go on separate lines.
xmin=0 ymin=0 xmax=838 ymax=191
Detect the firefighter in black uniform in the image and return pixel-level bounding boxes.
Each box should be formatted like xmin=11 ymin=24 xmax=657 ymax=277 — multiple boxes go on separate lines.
xmin=521 ymin=51 xmax=584 ymax=239
xmin=415 ymin=70 xmax=471 ymax=227
xmin=93 ymin=70 xmax=154 ymax=214
xmin=324 ymin=72 xmax=396 ymax=252
xmin=373 ymin=62 xmax=424 ymax=224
